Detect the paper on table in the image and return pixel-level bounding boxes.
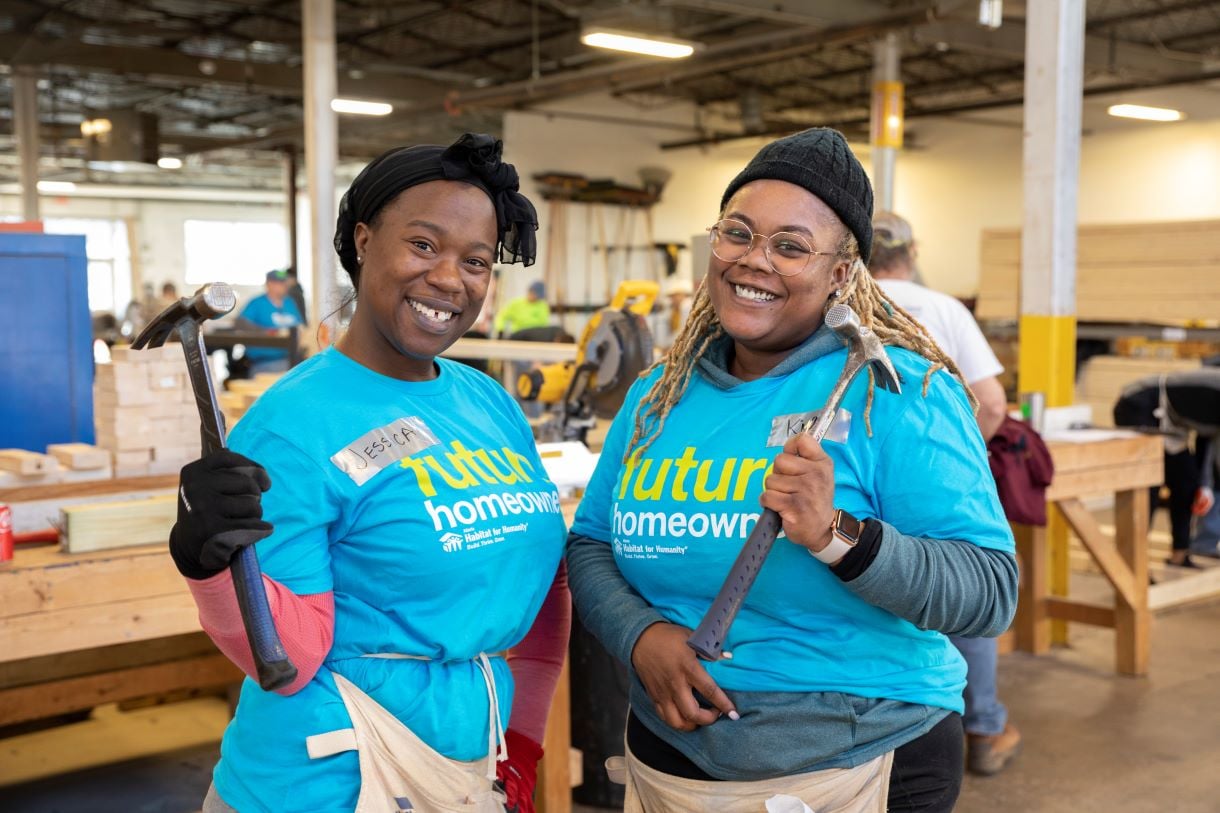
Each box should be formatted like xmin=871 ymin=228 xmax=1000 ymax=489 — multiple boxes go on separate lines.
xmin=1042 ymin=428 xmax=1146 ymax=443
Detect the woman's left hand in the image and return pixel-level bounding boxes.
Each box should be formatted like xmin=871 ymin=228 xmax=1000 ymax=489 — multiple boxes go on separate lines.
xmin=759 ymin=433 xmax=836 ymax=555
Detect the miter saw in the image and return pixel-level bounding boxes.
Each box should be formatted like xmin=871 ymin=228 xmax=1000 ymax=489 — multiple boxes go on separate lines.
xmin=518 ymin=280 xmax=659 ymax=444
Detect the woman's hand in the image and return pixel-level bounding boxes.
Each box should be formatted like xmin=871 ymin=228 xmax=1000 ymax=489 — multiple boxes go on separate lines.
xmin=170 ymin=449 xmax=273 ymax=580
xmin=760 ymin=433 xmax=837 ymax=557
xmin=630 ymin=623 xmax=737 ymax=732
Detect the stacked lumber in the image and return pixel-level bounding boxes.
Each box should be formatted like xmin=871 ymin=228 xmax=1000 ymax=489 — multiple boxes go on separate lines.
xmin=94 ymin=345 xmax=201 ymax=478
xmin=1075 ymin=355 xmax=1201 ymax=428
xmin=218 ymin=373 xmax=281 ymax=429
xmin=977 ymin=219 xmax=1220 ymax=323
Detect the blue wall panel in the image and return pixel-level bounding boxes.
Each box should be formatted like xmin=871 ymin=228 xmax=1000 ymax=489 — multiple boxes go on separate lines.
xmin=0 ymin=233 xmax=94 ymax=451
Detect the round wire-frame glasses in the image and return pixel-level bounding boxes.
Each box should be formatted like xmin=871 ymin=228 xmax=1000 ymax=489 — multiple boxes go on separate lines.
xmin=706 ymin=218 xmax=835 ymax=277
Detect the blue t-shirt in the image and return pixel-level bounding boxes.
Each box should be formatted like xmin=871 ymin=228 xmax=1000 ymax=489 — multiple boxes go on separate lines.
xmin=213 ymin=347 xmax=566 ymax=812
xmin=239 ymin=294 xmax=303 ymax=362
xmin=571 ymin=343 xmax=1013 ymax=711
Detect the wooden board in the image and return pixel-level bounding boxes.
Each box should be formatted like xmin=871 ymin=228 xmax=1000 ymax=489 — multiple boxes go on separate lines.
xmin=60 ymin=494 xmax=177 ymax=553
xmin=0 ymin=653 xmax=240 ymax=727
xmin=0 ymin=449 xmax=56 ymax=476
xmin=977 ymin=219 xmax=1220 ymax=322
xmin=46 ymin=443 xmax=110 ymax=471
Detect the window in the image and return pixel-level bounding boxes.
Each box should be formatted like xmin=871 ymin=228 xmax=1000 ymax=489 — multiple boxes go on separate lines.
xmin=184 ymin=220 xmax=290 ymax=286
xmin=42 ymin=218 xmax=133 ymax=314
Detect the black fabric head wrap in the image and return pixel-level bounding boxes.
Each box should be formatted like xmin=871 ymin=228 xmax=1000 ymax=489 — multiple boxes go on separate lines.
xmin=333 ymin=133 xmax=538 ymax=282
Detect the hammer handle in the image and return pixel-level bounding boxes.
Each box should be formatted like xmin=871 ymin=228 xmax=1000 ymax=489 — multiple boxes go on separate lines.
xmin=686 ymin=383 xmax=842 ymax=661
xmin=181 ymin=323 xmax=298 ymax=692
xmin=686 ymin=507 xmax=783 ymax=661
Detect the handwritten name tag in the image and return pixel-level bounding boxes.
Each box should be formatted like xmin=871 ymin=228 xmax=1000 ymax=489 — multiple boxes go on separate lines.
xmin=766 ymin=408 xmax=852 ymax=447
xmin=330 ymin=417 xmax=439 ymax=486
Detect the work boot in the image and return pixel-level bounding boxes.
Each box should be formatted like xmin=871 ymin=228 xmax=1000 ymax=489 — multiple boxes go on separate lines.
xmin=966 ymin=722 xmax=1022 ymax=776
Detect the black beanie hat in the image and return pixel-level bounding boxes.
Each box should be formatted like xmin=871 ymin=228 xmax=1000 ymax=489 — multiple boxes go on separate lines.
xmin=720 ymin=127 xmax=874 ymax=264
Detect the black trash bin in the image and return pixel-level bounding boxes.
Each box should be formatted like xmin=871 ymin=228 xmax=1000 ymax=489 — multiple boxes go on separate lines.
xmin=568 ymin=615 xmax=630 ymax=808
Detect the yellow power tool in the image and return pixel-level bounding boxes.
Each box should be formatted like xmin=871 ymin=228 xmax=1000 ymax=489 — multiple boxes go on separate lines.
xmin=518 ymin=280 xmax=659 ymax=442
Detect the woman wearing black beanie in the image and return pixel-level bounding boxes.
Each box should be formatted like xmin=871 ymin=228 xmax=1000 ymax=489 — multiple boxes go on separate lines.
xmin=171 ymin=134 xmax=569 ymax=813
xmin=567 ymin=127 xmax=1017 ymax=811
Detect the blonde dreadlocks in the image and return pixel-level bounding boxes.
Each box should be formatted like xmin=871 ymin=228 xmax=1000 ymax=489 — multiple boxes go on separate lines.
xmin=625 ymin=230 xmax=978 ymax=461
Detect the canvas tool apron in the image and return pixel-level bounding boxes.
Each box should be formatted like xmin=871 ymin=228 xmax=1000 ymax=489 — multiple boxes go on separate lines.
xmin=306 ymin=653 xmax=508 ymax=813
xmin=607 ymin=746 xmax=892 ymax=813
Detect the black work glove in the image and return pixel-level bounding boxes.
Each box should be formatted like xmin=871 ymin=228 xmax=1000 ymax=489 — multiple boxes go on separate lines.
xmin=170 ymin=449 xmax=273 ymax=580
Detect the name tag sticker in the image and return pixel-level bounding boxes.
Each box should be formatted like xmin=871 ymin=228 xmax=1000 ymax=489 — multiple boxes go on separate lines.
xmin=767 ymin=408 xmax=852 ymax=447
xmin=330 ymin=417 xmax=440 ymax=486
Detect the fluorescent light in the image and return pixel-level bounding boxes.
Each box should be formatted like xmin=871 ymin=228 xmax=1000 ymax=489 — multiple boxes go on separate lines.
xmin=1107 ymin=103 xmax=1183 ymax=122
xmin=330 ymin=98 xmax=393 ymax=116
xmin=580 ymin=29 xmax=697 ymax=59
xmin=37 ymin=181 xmax=77 ymax=193
xmin=80 ymin=117 xmax=112 ymax=137
xmin=157 ymin=156 xmax=184 ymax=169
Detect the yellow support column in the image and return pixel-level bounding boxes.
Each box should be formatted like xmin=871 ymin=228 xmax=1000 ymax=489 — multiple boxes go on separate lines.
xmin=1018 ymin=314 xmax=1076 ymax=644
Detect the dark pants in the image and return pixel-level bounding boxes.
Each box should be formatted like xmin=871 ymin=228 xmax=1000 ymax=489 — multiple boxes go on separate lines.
xmin=1154 ymin=448 xmax=1203 ymax=552
xmin=888 ymin=712 xmax=964 ymax=813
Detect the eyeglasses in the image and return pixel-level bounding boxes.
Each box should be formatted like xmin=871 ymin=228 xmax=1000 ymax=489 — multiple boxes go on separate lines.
xmin=706 ymin=218 xmax=835 ymax=277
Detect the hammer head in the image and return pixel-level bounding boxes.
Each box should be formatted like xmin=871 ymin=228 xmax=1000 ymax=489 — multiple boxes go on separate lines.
xmin=132 ymin=282 xmax=237 ymax=349
xmin=825 ymin=303 xmax=902 ymax=394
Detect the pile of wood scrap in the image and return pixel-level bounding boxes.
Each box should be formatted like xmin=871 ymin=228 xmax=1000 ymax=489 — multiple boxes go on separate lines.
xmin=0 ymin=443 xmax=112 ymax=488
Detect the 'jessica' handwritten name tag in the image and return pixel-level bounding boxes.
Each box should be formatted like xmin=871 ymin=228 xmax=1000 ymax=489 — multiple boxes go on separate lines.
xmin=330 ymin=417 xmax=439 ymax=486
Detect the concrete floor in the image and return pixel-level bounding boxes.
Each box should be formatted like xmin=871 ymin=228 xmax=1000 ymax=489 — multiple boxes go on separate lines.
xmin=4 ymin=593 xmax=1219 ymax=812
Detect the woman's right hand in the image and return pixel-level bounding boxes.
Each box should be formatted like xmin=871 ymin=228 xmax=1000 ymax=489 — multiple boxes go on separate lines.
xmin=169 ymin=449 xmax=273 ymax=580
xmin=630 ymin=622 xmax=738 ymax=732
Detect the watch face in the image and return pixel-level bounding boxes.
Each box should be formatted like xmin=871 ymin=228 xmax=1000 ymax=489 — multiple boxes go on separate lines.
xmin=836 ymin=510 xmax=863 ymax=543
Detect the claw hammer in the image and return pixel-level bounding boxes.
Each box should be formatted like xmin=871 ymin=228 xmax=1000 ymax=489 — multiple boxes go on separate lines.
xmin=134 ymin=282 xmax=297 ymax=691
xmin=687 ymin=303 xmax=903 ymax=662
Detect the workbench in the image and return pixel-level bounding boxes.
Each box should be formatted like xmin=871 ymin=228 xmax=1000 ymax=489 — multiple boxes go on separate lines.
xmin=0 ymin=477 xmax=577 ymax=812
xmin=1012 ymin=432 xmax=1163 ymax=675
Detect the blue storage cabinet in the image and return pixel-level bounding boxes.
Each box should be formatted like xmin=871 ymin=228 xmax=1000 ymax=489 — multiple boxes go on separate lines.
xmin=0 ymin=232 xmax=94 ymax=450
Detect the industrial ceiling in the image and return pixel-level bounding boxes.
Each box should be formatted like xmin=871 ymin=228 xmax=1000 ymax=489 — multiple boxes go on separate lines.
xmin=2 ymin=0 xmax=1219 ymax=189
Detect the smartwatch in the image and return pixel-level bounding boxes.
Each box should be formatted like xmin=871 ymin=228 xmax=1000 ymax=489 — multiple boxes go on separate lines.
xmin=811 ymin=508 xmax=864 ymax=564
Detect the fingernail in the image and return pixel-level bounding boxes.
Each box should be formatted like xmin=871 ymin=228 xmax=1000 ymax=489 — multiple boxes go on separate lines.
xmin=721 ymin=650 xmax=733 ymax=660
xmin=728 ymin=710 xmax=740 ymax=721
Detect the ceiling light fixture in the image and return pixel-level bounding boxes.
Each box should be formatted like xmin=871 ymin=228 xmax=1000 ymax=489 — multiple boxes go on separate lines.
xmin=80 ymin=118 xmax=113 ymax=137
xmin=580 ymin=28 xmax=698 ymax=59
xmin=1107 ymin=103 xmax=1184 ymax=122
xmin=330 ymin=98 xmax=393 ymax=116
xmin=38 ymin=181 xmax=77 ymax=193
xmin=157 ymin=157 xmax=184 ymax=169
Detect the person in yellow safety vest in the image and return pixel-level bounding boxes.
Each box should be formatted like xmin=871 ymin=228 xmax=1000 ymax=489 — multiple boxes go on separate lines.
xmin=494 ymin=280 xmax=551 ymax=338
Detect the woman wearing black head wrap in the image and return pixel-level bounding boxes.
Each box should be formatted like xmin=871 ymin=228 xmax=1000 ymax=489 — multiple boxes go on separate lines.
xmin=170 ymin=134 xmax=570 ymax=813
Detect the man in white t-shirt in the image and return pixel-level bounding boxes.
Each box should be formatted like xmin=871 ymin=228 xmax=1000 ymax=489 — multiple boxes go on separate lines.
xmin=869 ymin=211 xmax=1021 ymax=775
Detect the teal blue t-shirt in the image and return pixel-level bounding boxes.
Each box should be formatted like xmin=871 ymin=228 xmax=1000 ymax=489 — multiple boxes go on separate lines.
xmin=239 ymin=294 xmax=303 ymax=362
xmin=213 ymin=347 xmax=566 ymax=812
xmin=571 ymin=344 xmax=1013 ymax=711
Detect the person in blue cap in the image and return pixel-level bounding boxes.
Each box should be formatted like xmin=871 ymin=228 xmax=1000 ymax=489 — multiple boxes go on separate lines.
xmin=236 ymin=268 xmax=305 ymax=375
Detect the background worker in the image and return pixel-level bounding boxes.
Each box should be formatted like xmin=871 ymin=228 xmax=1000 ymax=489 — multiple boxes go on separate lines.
xmin=171 ymin=133 xmax=569 ymax=813
xmin=868 ymin=211 xmax=1020 ymax=776
xmin=567 ymin=127 xmax=1017 ymax=811
xmin=494 ymin=279 xmax=551 ymax=338
xmin=236 ymin=268 xmax=305 ymax=375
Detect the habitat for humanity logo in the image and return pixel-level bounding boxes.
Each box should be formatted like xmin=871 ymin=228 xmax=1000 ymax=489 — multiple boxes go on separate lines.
xmin=440 ymin=532 xmax=464 ymax=552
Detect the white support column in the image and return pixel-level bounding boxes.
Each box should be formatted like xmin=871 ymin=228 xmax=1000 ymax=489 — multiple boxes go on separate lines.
xmin=13 ymin=66 xmax=41 ymax=222
xmin=302 ymin=0 xmax=339 ymax=338
xmin=1018 ymin=0 xmax=1084 ymax=406
xmin=870 ymin=32 xmax=902 ymax=213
